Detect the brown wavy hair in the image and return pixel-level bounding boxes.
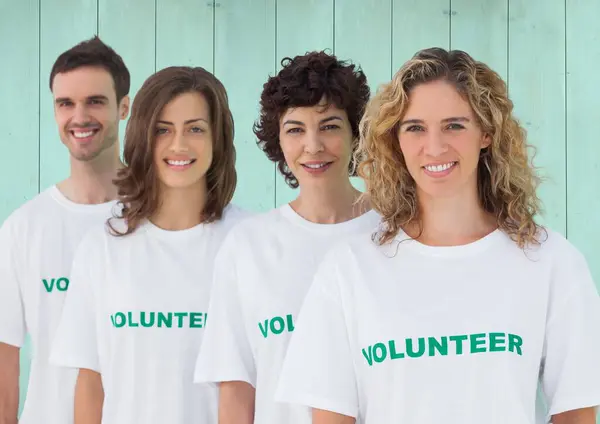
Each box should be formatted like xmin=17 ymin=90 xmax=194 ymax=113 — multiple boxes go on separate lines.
xmin=109 ymin=66 xmax=236 ymax=236
xmin=254 ymin=51 xmax=370 ymax=188
xmin=356 ymin=47 xmax=543 ymax=248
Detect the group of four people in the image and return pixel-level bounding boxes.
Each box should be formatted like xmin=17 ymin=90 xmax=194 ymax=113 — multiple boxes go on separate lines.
xmin=0 ymin=36 xmax=599 ymax=424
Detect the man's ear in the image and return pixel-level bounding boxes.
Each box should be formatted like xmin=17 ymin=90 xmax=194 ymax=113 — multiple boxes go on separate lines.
xmin=119 ymin=95 xmax=130 ymax=120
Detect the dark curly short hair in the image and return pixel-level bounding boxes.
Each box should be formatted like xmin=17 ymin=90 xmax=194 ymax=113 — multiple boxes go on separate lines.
xmin=253 ymin=51 xmax=370 ymax=188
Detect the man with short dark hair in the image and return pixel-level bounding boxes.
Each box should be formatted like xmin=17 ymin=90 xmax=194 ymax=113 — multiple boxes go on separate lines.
xmin=0 ymin=36 xmax=131 ymax=424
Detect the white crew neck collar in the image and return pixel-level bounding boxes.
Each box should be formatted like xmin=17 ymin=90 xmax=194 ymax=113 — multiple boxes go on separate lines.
xmin=141 ymin=219 xmax=209 ymax=241
xmin=49 ymin=185 xmax=117 ymax=213
xmin=390 ymin=228 xmax=506 ymax=258
xmin=280 ymin=203 xmax=379 ymax=235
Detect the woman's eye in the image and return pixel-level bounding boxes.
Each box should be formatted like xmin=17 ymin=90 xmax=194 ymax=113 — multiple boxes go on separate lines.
xmin=155 ymin=128 xmax=168 ymax=135
xmin=321 ymin=124 xmax=340 ymax=131
xmin=446 ymin=123 xmax=465 ymax=130
xmin=190 ymin=126 xmax=204 ymax=133
xmin=287 ymin=128 xmax=303 ymax=134
xmin=406 ymin=125 xmax=424 ymax=132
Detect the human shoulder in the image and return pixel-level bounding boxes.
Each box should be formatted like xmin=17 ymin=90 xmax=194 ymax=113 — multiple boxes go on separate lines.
xmin=529 ymin=226 xmax=584 ymax=262
xmin=221 ymin=205 xmax=282 ymax=237
xmin=1 ymin=187 xmax=60 ymax=229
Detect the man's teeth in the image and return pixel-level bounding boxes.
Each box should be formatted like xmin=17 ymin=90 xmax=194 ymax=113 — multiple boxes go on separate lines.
xmin=167 ymin=160 xmax=192 ymax=166
xmin=424 ymin=162 xmax=455 ymax=172
xmin=73 ymin=131 xmax=94 ymax=138
xmin=304 ymin=163 xmax=328 ymax=169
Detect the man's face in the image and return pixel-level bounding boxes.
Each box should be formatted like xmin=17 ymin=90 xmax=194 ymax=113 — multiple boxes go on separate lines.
xmin=52 ymin=65 xmax=128 ymax=161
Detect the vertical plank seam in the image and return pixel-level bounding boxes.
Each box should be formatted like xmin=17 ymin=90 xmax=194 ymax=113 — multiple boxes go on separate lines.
xmin=390 ymin=0 xmax=393 ymax=80
xmin=38 ymin=0 xmax=42 ymax=194
xmin=154 ymin=0 xmax=157 ymax=72
xmin=273 ymin=0 xmax=278 ymax=208
xmin=332 ymin=0 xmax=335 ymax=54
xmin=506 ymin=0 xmax=510 ymax=92
xmin=212 ymin=0 xmax=216 ymax=73
xmin=96 ymin=0 xmax=99 ymax=34
xmin=564 ymin=0 xmax=568 ymax=238
xmin=448 ymin=0 xmax=452 ymax=50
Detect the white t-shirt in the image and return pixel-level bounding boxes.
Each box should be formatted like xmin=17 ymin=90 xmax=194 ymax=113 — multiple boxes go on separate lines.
xmin=0 ymin=185 xmax=117 ymax=424
xmin=276 ymin=228 xmax=600 ymax=424
xmin=49 ymin=204 xmax=249 ymax=424
xmin=193 ymin=204 xmax=381 ymax=424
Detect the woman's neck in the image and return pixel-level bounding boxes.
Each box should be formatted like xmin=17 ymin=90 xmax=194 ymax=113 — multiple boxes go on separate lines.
xmin=290 ymin=178 xmax=369 ymax=224
xmin=150 ymin=182 xmax=207 ymax=231
xmin=406 ymin=187 xmax=497 ymax=246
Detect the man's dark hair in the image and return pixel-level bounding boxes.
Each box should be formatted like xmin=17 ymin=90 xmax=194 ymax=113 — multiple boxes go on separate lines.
xmin=49 ymin=36 xmax=130 ymax=103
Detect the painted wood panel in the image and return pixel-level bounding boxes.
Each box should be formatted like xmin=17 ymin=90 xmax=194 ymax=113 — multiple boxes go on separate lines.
xmin=98 ymin=0 xmax=156 ymax=145
xmin=335 ymin=0 xmax=392 ymax=193
xmin=566 ymin=0 xmax=600 ymax=294
xmin=155 ymin=0 xmax=214 ymax=72
xmin=38 ymin=0 xmax=98 ymax=191
xmin=392 ymin=0 xmax=450 ymax=71
xmin=275 ymin=0 xmax=335 ymax=206
xmin=0 ymin=0 xmax=40 ymax=221
xmin=335 ymin=0 xmax=392 ymax=92
xmin=508 ymin=0 xmax=566 ymax=235
xmin=0 ymin=0 xmax=41 ymax=414
xmin=450 ymin=0 xmax=509 ymax=81
xmin=214 ymin=0 xmax=276 ymax=212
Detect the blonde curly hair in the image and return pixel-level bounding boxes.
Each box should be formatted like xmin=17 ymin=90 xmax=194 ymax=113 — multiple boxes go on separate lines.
xmin=356 ymin=47 xmax=543 ymax=248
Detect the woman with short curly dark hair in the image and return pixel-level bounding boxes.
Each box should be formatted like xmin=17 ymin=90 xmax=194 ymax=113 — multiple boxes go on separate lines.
xmin=194 ymin=51 xmax=380 ymax=424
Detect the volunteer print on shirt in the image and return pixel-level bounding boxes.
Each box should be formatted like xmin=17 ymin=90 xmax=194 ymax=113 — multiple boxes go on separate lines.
xmin=276 ymin=228 xmax=600 ymax=424
xmin=0 ymin=186 xmax=117 ymax=424
xmin=49 ymin=204 xmax=250 ymax=424
xmin=194 ymin=204 xmax=380 ymax=424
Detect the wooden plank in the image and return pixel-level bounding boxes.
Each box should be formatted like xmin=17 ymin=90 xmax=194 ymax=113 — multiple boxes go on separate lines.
xmin=335 ymin=0 xmax=392 ymax=193
xmin=156 ymin=0 xmax=214 ymax=72
xmin=275 ymin=0 xmax=335 ymax=206
xmin=508 ymin=0 xmax=566 ymax=235
xmin=38 ymin=0 xmax=98 ymax=191
xmin=0 ymin=1 xmax=40 ymax=414
xmin=566 ymin=0 xmax=600 ymax=295
xmin=393 ymin=0 xmax=450 ymax=70
xmin=450 ymin=0 xmax=508 ymax=81
xmin=98 ymin=0 xmax=156 ymax=143
xmin=0 ymin=0 xmax=40 ymax=220
xmin=335 ymin=0 xmax=392 ymax=91
xmin=214 ymin=0 xmax=276 ymax=212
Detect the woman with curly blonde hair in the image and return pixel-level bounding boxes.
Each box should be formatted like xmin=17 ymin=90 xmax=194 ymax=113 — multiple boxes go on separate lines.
xmin=276 ymin=47 xmax=600 ymax=424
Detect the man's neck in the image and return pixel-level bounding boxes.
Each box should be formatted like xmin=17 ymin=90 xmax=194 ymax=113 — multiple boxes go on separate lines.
xmin=57 ymin=147 xmax=122 ymax=205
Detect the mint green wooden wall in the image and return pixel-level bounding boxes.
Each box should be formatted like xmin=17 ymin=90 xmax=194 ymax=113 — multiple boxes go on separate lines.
xmin=1 ymin=0 xmax=598 ymax=420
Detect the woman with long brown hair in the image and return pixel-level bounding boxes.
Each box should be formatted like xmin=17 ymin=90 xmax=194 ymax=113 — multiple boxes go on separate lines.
xmin=275 ymin=48 xmax=600 ymax=424
xmin=49 ymin=66 xmax=248 ymax=424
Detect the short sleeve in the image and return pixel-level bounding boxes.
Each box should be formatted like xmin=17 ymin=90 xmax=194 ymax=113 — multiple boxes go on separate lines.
xmin=275 ymin=249 xmax=359 ymax=418
xmin=541 ymin=245 xmax=600 ymax=420
xmin=49 ymin=234 xmax=101 ymax=373
xmin=194 ymin=233 xmax=256 ymax=386
xmin=0 ymin=220 xmax=26 ymax=347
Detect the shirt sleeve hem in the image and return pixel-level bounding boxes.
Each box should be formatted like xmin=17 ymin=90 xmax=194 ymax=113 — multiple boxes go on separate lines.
xmin=0 ymin=333 xmax=24 ymax=348
xmin=49 ymin=353 xmax=100 ymax=373
xmin=276 ymin=392 xmax=358 ymax=419
xmin=547 ymin=393 xmax=600 ymax=420
xmin=194 ymin=370 xmax=255 ymax=388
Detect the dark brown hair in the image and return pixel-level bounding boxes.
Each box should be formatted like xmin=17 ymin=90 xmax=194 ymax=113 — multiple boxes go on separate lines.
xmin=109 ymin=66 xmax=237 ymax=236
xmin=254 ymin=51 xmax=370 ymax=188
xmin=50 ymin=36 xmax=130 ymax=103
